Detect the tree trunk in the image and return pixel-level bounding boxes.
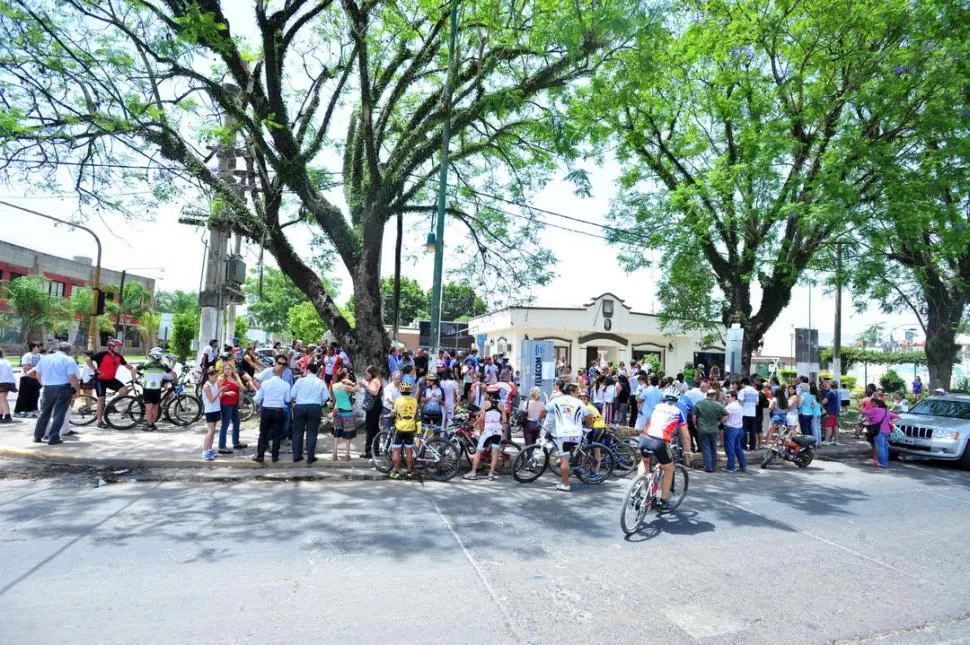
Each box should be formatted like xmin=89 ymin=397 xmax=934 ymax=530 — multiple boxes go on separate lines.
xmin=349 ymin=211 xmax=390 ymax=374
xmin=925 ymin=296 xmax=963 ymax=391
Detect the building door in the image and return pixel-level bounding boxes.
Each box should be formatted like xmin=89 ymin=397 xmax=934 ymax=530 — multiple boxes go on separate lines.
xmin=585 ymin=346 xmax=599 ymax=369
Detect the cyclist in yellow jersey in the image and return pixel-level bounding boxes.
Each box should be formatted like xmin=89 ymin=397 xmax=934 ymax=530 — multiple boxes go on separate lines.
xmin=579 ymin=392 xmax=606 ymax=479
xmin=389 ymin=381 xmax=421 ymax=479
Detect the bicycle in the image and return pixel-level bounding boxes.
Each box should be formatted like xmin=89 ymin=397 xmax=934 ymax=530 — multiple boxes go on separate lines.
xmin=371 ymin=424 xmax=461 ymax=482
xmin=620 ymin=442 xmax=690 ymax=536
xmin=445 ymin=416 xmax=521 ymax=475
xmin=512 ymin=431 xmax=614 ymax=485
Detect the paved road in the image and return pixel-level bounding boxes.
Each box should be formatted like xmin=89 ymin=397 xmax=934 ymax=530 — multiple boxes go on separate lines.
xmin=0 ymin=458 xmax=968 ymax=644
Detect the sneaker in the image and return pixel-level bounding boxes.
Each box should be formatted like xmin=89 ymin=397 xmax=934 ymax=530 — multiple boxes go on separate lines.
xmin=388 ymin=471 xmax=400 ymax=480
xmin=406 ymin=471 xmax=415 ymax=480
xmin=233 ymin=443 xmax=248 ymax=450
xmin=201 ymin=451 xmax=210 ymax=460
xmin=463 ymin=473 xmax=479 ymax=481
xmin=218 ymin=448 xmax=233 ymax=455
xmin=555 ymin=483 xmax=571 ymax=492
xmin=656 ymin=499 xmax=671 ymax=512
xmin=97 ymin=422 xmax=108 ymax=429
xmin=587 ymin=472 xmax=603 ymax=481
xmin=487 ymin=473 xmax=498 ymax=481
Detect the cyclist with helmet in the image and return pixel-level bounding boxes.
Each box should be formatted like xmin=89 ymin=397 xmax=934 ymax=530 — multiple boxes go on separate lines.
xmin=639 ymin=393 xmax=693 ymax=512
xmin=93 ymin=338 xmax=136 ymax=427
xmin=138 ymin=347 xmax=176 ymax=432
xmin=539 ymin=383 xmax=593 ymax=492
xmin=388 ymin=380 xmax=421 ymax=479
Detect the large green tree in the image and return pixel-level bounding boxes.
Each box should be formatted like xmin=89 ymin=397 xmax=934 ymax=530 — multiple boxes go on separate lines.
xmin=578 ymin=0 xmax=957 ymax=372
xmin=438 ymin=282 xmax=486 ymax=322
xmin=0 ymin=0 xmax=630 ymax=369
xmin=844 ymin=1 xmax=970 ymax=389
xmin=243 ymin=266 xmax=312 ymax=334
xmin=155 ymin=290 xmax=198 ymax=315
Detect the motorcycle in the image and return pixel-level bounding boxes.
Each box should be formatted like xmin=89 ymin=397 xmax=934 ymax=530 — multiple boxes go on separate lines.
xmin=760 ymin=426 xmax=815 ymax=469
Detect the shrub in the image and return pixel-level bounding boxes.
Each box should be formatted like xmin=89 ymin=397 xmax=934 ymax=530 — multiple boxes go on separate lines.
xmin=879 ymin=369 xmax=906 ymax=394
xmin=779 ymin=369 xmax=797 ymax=381
xmin=839 ymin=376 xmax=857 ymax=390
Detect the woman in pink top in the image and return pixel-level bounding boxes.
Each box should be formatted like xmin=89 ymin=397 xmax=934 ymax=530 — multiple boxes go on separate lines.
xmin=862 ymin=398 xmax=899 ymax=468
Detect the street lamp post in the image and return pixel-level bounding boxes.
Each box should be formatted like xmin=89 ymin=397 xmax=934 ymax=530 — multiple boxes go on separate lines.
xmin=428 ymin=0 xmax=459 ymax=365
xmin=0 ymin=200 xmax=102 ymax=351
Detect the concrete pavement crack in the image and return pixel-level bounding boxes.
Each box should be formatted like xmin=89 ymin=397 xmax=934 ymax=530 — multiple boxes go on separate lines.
xmin=422 ymin=486 xmax=524 ymax=645
xmin=691 ymin=489 xmax=941 ymax=589
xmin=833 ymin=612 xmax=970 ymax=644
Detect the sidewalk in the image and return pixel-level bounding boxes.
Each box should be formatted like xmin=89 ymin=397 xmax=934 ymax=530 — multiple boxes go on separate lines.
xmin=0 ymin=415 xmax=872 ymax=472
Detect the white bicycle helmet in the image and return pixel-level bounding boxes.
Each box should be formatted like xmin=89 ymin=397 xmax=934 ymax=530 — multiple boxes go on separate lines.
xmin=148 ymin=347 xmax=165 ymax=360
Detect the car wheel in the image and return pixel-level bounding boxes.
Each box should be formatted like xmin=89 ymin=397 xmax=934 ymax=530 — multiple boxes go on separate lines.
xmin=960 ymin=441 xmax=970 ymax=470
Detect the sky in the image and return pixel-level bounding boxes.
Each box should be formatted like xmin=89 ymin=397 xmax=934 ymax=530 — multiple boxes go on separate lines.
xmin=0 ymin=3 xmax=927 ymax=358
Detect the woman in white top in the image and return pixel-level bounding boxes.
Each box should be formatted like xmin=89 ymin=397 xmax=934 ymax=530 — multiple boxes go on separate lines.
xmin=200 ymin=368 xmax=224 ymax=462
xmin=0 ymin=348 xmax=16 ymax=423
xmin=15 ymin=342 xmax=43 ymax=417
xmin=438 ymin=371 xmax=459 ymax=430
xmin=602 ymin=377 xmax=616 ymax=426
xmin=463 ymin=397 xmax=506 ymax=481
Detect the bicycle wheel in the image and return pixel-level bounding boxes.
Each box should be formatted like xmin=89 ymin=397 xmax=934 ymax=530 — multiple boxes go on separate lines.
xmin=496 ymin=439 xmax=522 ymax=474
xmin=609 ymin=440 xmax=639 ymax=477
xmin=238 ymin=394 xmax=256 ymax=422
xmin=421 ymin=438 xmax=460 ymax=482
xmin=512 ymin=444 xmax=550 ymax=483
xmin=69 ymin=394 xmax=98 ymax=426
xmin=576 ymin=442 xmax=614 ymax=484
xmin=620 ymin=476 xmax=649 ymax=536
xmin=371 ymin=431 xmax=394 ymax=474
xmin=167 ymin=394 xmax=202 ymax=426
xmin=104 ymin=396 xmax=144 ymax=430
xmin=661 ymin=463 xmax=690 ymax=513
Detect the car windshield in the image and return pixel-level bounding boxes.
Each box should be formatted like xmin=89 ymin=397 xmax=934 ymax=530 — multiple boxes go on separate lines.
xmin=908 ymin=399 xmax=970 ymax=420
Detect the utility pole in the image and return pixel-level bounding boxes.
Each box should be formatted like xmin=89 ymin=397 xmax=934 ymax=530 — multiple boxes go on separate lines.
xmin=116 ymin=269 xmax=127 ymax=342
xmin=832 ymin=243 xmax=843 ymax=382
xmin=428 ymin=0 xmax=459 ymax=364
xmin=197 ymin=83 xmax=241 ymax=362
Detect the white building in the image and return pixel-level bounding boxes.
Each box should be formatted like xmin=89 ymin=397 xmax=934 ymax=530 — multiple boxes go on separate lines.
xmin=468 ymin=293 xmax=725 ymax=374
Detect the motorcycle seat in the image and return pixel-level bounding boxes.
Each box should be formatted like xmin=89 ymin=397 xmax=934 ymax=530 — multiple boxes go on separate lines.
xmin=792 ymin=436 xmax=816 ymax=446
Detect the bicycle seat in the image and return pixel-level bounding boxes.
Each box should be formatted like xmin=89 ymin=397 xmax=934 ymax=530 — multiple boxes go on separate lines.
xmin=792 ymin=435 xmax=816 ymax=446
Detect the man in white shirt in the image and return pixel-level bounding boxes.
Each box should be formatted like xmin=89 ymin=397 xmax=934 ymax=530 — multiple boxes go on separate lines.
xmin=253 ymin=363 xmax=291 ymax=464
xmin=32 ymin=341 xmax=80 ymax=445
xmin=439 ymin=371 xmax=459 ymax=430
xmin=289 ymin=363 xmax=330 ymax=464
xmin=739 ymin=377 xmax=759 ymax=451
xmin=540 ymin=383 xmax=592 ymax=492
xmin=382 ymin=371 xmax=401 ymax=431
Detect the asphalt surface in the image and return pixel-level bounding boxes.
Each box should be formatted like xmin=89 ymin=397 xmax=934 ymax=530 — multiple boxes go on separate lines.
xmin=0 ymin=457 xmax=968 ymax=644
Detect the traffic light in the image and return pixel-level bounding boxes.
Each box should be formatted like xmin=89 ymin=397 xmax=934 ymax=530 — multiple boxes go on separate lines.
xmin=95 ymin=288 xmax=106 ymax=315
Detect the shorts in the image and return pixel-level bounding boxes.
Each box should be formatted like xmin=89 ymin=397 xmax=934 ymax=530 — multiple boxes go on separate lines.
xmin=476 ymin=432 xmax=502 ymax=453
xmin=0 ymin=382 xmax=16 ymax=393
xmin=638 ymin=434 xmax=672 ymax=463
xmin=331 ymin=412 xmax=357 ymax=439
xmin=392 ymin=431 xmax=415 ymax=449
xmin=587 ymin=428 xmax=606 ymax=444
xmin=823 ymin=415 xmax=838 ymax=430
xmin=143 ymin=389 xmax=162 ymax=405
xmin=324 ymin=373 xmax=333 ymax=385
xmin=80 ymin=379 xmax=95 ymax=390
xmin=770 ymin=413 xmax=786 ymax=426
xmin=554 ymin=435 xmax=580 ymax=457
xmin=205 ymin=411 xmax=221 ymax=423
xmin=95 ymin=378 xmax=126 ymax=397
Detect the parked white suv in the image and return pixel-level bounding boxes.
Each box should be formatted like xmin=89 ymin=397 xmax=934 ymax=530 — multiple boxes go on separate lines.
xmin=890 ymin=394 xmax=970 ymax=467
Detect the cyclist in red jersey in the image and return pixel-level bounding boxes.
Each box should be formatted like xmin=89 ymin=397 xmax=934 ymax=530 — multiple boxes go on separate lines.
xmin=638 ymin=394 xmax=693 ymax=511
xmin=93 ymin=338 xmax=135 ymax=427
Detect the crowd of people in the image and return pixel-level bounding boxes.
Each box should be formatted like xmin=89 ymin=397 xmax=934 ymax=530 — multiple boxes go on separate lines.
xmin=0 ymin=334 xmax=933 ymax=477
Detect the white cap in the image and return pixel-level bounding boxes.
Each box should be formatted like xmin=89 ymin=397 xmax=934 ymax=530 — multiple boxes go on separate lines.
xmin=934 ymin=387 xmax=946 ymax=394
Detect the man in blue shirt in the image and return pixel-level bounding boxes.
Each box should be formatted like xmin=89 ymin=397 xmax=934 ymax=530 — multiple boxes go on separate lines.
xmin=253 ymin=362 xmax=291 ymax=464
xmin=32 ymin=341 xmax=80 ymax=445
xmin=635 ymin=374 xmax=662 ymax=431
xmin=289 ymin=363 xmax=330 ymax=464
